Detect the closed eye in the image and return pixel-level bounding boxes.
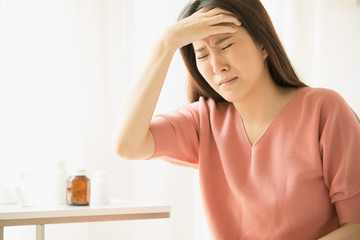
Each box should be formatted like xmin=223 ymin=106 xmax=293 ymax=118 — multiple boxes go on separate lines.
xmin=221 ymin=43 xmax=234 ymax=50
xmin=197 ymin=43 xmax=234 ymax=60
xmin=197 ymin=54 xmax=209 ymax=60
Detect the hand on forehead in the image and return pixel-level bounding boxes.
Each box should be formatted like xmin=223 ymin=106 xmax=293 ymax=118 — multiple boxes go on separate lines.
xmin=191 ymin=7 xmax=241 ymax=47
xmin=200 ymin=7 xmax=241 ymax=30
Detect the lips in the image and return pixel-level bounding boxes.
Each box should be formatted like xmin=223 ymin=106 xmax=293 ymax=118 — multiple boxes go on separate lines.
xmin=219 ymin=76 xmax=237 ymax=86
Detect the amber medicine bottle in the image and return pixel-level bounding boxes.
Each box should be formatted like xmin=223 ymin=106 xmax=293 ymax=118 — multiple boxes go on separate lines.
xmin=66 ymin=169 xmax=90 ymax=206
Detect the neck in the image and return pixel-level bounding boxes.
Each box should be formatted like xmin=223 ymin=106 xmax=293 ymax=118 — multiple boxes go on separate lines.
xmin=233 ymin=78 xmax=296 ymax=126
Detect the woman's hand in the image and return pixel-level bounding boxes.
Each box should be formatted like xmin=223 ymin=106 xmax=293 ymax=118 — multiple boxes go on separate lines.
xmin=165 ymin=7 xmax=242 ymax=50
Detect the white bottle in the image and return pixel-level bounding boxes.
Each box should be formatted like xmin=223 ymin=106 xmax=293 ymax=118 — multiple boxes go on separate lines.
xmin=91 ymin=171 xmax=110 ymax=205
xmin=52 ymin=161 xmax=67 ymax=204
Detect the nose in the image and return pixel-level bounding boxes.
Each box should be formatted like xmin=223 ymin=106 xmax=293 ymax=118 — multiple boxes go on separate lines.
xmin=210 ymin=54 xmax=229 ymax=73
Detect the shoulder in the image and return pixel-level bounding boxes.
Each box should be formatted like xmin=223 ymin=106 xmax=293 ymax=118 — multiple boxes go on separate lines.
xmin=299 ymin=87 xmax=348 ymax=110
xmin=182 ymin=97 xmax=235 ymax=128
xmin=158 ymin=97 xmax=232 ymax=126
xmin=301 ymin=87 xmax=344 ymax=102
xmin=299 ymin=87 xmax=359 ymax=126
xmin=181 ymin=97 xmax=232 ymax=116
xmin=197 ymin=97 xmax=233 ymax=113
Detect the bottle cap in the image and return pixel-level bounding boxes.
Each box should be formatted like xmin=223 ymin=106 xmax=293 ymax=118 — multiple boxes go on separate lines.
xmin=71 ymin=169 xmax=87 ymax=176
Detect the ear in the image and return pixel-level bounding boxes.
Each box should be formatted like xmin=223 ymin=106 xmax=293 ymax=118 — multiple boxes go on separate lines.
xmin=261 ymin=45 xmax=268 ymax=60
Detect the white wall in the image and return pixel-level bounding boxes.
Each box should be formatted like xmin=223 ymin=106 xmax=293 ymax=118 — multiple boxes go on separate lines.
xmin=263 ymin=0 xmax=360 ymax=114
xmin=311 ymin=0 xmax=360 ymax=114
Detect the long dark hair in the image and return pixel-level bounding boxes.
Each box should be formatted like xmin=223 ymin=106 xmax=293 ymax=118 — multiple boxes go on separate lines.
xmin=178 ymin=0 xmax=307 ymax=103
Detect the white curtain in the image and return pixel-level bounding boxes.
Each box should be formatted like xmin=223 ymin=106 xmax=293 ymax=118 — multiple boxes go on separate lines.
xmin=262 ymin=0 xmax=360 ymax=113
xmin=0 ymin=0 xmax=107 ymax=239
xmin=0 ymin=0 xmax=109 ymax=178
xmin=0 ymin=0 xmax=359 ymax=239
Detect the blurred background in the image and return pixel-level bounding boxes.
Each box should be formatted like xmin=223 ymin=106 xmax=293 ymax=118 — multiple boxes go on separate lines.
xmin=0 ymin=0 xmax=359 ymax=239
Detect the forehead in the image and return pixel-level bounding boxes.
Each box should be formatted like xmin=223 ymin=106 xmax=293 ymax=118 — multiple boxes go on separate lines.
xmin=192 ymin=33 xmax=234 ymax=49
xmin=192 ymin=25 xmax=248 ymax=50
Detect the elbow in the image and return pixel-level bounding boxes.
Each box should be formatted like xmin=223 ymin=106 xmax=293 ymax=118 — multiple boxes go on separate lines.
xmin=115 ymin=138 xmax=151 ymax=160
xmin=113 ymin=130 xmax=139 ymax=160
xmin=114 ymin=131 xmax=154 ymax=160
xmin=115 ymin=139 xmax=137 ymax=160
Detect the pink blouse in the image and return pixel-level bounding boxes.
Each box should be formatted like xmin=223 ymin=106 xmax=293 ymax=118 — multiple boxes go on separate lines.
xmin=149 ymin=87 xmax=360 ymax=239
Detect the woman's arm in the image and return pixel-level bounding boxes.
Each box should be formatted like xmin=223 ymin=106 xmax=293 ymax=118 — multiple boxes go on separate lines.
xmin=115 ymin=38 xmax=175 ymax=160
xmin=318 ymin=223 xmax=360 ymax=240
xmin=115 ymin=8 xmax=241 ymax=160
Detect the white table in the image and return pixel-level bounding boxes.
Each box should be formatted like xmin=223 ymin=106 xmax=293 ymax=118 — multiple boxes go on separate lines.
xmin=0 ymin=200 xmax=171 ymax=240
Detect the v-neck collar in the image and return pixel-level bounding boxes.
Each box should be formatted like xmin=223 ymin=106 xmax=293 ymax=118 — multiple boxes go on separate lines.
xmin=233 ymin=87 xmax=305 ymax=148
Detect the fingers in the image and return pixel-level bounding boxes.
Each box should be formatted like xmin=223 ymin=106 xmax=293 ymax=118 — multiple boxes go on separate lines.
xmin=197 ymin=7 xmax=241 ymax=27
xmin=210 ymin=25 xmax=238 ymax=35
xmin=170 ymin=7 xmax=241 ymax=48
xmin=208 ymin=13 xmax=242 ymax=27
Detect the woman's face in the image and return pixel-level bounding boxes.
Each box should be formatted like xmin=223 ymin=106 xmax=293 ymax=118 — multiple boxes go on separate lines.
xmin=192 ymin=26 xmax=269 ymax=103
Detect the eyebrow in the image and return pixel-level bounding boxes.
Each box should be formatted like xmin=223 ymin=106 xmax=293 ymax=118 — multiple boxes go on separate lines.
xmin=194 ymin=36 xmax=233 ymax=53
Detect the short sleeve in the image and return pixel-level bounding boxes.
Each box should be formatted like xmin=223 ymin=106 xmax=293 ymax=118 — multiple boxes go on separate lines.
xmin=148 ymin=103 xmax=200 ymax=169
xmin=319 ymin=90 xmax=360 ymax=225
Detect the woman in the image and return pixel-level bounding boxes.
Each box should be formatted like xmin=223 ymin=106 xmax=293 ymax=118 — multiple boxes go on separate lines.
xmin=116 ymin=0 xmax=360 ymax=239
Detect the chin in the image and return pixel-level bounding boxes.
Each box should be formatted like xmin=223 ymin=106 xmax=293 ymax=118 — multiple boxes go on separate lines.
xmin=219 ymin=92 xmax=244 ymax=103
